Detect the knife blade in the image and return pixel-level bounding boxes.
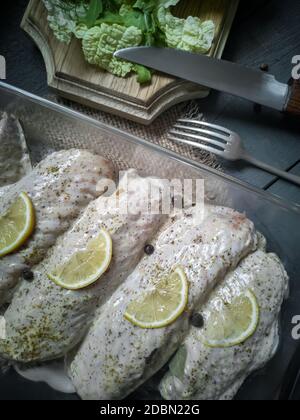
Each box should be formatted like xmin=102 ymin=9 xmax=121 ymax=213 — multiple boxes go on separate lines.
xmin=115 ymin=47 xmax=294 ymax=113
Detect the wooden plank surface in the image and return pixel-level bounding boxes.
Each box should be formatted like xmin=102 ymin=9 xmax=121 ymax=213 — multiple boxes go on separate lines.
xmin=268 ymin=163 xmax=300 ymax=205
xmin=197 ymin=0 xmax=300 ymax=198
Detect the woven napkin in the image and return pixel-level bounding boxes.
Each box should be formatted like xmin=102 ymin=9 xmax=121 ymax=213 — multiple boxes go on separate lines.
xmin=50 ymin=95 xmax=221 ymax=171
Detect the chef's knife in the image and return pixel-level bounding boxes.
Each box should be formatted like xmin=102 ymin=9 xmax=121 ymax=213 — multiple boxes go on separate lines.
xmin=115 ymin=47 xmax=300 ymax=116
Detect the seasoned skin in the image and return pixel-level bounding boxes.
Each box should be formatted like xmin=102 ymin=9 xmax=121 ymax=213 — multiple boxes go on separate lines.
xmin=0 ymin=149 xmax=114 ymax=305
xmin=0 ymin=112 xmax=32 ymax=187
xmin=69 ymin=206 xmax=258 ymax=400
xmin=0 ymin=186 xmax=9 ymax=199
xmin=159 ymin=249 xmax=289 ymax=400
xmin=0 ymin=170 xmax=169 ymax=362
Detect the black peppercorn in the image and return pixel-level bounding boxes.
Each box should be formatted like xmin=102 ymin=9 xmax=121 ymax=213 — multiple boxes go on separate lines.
xmin=22 ymin=269 xmax=34 ymax=281
xmin=260 ymin=63 xmax=269 ymax=72
xmin=190 ymin=313 xmax=204 ymax=329
xmin=144 ymin=244 xmax=155 ymax=256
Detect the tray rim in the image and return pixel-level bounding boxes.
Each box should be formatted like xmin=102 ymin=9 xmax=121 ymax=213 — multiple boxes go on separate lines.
xmin=1 ymin=81 xmax=300 ymax=401
xmin=1 ymin=80 xmax=299 ymax=215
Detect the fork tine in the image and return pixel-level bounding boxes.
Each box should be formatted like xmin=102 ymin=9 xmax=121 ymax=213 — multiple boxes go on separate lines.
xmin=168 ymin=135 xmax=225 ymax=158
xmin=169 ymin=129 xmax=226 ymax=150
xmin=177 ymin=119 xmax=233 ymax=137
xmin=173 ymin=124 xmax=230 ymax=143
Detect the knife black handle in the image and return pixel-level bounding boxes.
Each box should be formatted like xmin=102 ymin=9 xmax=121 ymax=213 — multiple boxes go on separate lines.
xmin=285 ymin=79 xmax=300 ymax=116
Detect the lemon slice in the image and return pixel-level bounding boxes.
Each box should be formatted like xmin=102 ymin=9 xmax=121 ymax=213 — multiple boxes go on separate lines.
xmin=200 ymin=290 xmax=260 ymax=348
xmin=0 ymin=192 xmax=35 ymax=258
xmin=125 ymin=266 xmax=189 ymax=329
xmin=48 ymin=229 xmax=112 ymax=290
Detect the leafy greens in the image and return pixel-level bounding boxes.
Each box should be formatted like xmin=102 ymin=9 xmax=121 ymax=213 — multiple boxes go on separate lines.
xmin=43 ymin=0 xmax=215 ymax=84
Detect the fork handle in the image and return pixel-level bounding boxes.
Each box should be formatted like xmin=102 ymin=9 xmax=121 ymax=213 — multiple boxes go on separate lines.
xmin=242 ymin=154 xmax=300 ymax=186
xmin=285 ymin=79 xmax=300 ymax=116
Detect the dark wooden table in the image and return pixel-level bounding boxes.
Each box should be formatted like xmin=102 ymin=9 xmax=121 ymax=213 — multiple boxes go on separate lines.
xmin=0 ymin=0 xmax=300 ymax=401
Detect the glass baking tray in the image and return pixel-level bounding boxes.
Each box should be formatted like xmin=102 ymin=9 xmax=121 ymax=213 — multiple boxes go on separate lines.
xmin=0 ymin=82 xmax=300 ymax=401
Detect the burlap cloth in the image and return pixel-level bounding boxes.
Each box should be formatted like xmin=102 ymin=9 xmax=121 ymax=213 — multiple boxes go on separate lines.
xmin=50 ymin=95 xmax=221 ymax=171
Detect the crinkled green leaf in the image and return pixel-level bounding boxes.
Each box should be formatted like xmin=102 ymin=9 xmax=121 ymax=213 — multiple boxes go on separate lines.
xmin=133 ymin=0 xmax=156 ymax=13
xmin=83 ymin=0 xmax=103 ymax=27
xmin=131 ymin=1 xmax=164 ymax=46
xmin=74 ymin=23 xmax=89 ymax=39
xmin=158 ymin=0 xmax=180 ymax=8
xmin=133 ymin=0 xmax=179 ymax=12
xmin=81 ymin=23 xmax=143 ymax=77
xmin=157 ymin=7 xmax=215 ymax=54
xmin=118 ymin=5 xmax=147 ymax=31
xmin=94 ymin=5 xmax=146 ymax=31
xmin=43 ymin=0 xmax=89 ymax=44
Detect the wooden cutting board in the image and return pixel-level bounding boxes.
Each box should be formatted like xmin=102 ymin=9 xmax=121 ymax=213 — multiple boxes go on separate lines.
xmin=22 ymin=0 xmax=239 ymax=125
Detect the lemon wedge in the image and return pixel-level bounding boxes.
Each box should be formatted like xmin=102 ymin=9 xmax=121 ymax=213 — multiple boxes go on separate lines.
xmin=48 ymin=229 xmax=112 ymax=290
xmin=0 ymin=192 xmax=35 ymax=258
xmin=200 ymin=289 xmax=260 ymax=348
xmin=125 ymin=266 xmax=189 ymax=329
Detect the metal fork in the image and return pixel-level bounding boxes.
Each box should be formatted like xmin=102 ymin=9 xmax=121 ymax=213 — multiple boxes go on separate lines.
xmin=169 ymin=119 xmax=300 ymax=187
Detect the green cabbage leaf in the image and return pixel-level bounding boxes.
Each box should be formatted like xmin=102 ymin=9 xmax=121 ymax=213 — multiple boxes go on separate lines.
xmin=43 ymin=0 xmax=89 ymax=43
xmin=80 ymin=23 xmax=144 ymax=78
xmin=157 ymin=7 xmax=215 ymax=53
xmin=43 ymin=0 xmax=215 ymax=84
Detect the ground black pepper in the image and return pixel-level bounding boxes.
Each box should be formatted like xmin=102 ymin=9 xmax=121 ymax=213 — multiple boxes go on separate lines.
xmin=22 ymin=269 xmax=34 ymax=281
xmin=144 ymin=244 xmax=155 ymax=256
xmin=190 ymin=313 xmax=204 ymax=329
xmin=260 ymin=63 xmax=269 ymax=72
